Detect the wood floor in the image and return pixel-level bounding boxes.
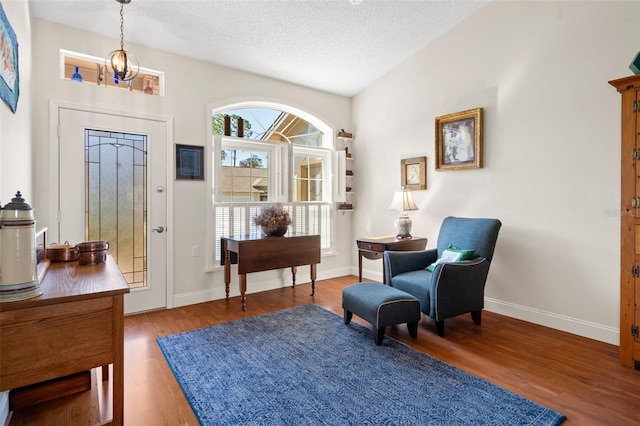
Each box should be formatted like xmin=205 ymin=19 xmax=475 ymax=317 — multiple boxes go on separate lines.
xmin=9 ymin=275 xmax=640 ymax=425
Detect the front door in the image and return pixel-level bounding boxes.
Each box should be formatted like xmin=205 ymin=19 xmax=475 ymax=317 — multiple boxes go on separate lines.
xmin=57 ymin=107 xmax=168 ymax=314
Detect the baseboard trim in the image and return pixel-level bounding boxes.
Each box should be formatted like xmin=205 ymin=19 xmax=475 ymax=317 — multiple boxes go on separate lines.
xmin=484 ymin=297 xmax=619 ymax=346
xmin=173 ymin=267 xmax=353 ymax=308
xmin=173 ymin=270 xmax=619 ymax=346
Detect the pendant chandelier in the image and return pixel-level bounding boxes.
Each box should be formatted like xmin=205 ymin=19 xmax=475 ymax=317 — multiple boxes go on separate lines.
xmin=106 ymin=0 xmax=139 ymax=83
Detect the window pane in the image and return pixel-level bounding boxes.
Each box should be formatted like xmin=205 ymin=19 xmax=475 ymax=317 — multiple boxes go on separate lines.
xmin=221 ymin=149 xmax=269 ymax=202
xmin=213 ymin=108 xmax=323 ymax=147
xmin=308 ymin=180 xmax=322 ymax=201
xmin=293 ymin=155 xmax=323 ymax=202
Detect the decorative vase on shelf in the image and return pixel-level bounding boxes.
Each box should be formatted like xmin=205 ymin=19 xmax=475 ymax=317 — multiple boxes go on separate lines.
xmin=71 ymin=66 xmax=84 ymax=83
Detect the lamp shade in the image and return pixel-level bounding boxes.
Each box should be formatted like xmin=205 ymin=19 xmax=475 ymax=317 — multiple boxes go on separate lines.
xmin=388 ymin=190 xmax=418 ymax=211
xmin=388 ymin=190 xmax=417 ymax=239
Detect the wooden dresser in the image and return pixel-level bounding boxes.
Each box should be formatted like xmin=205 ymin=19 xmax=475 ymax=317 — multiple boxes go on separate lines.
xmin=0 ymin=256 xmax=130 ymax=424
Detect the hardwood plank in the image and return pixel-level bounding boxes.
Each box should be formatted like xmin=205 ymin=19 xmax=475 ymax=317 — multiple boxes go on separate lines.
xmin=9 ymin=275 xmax=640 ymax=425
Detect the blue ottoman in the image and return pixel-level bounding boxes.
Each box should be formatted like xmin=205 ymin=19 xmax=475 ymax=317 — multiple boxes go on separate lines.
xmin=342 ymin=282 xmax=421 ymax=345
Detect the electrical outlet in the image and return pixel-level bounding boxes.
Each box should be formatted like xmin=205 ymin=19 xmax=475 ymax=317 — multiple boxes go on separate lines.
xmin=191 ymin=246 xmax=199 ymax=257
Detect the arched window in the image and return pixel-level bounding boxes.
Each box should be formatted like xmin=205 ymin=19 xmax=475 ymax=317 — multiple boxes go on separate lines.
xmin=207 ymin=102 xmax=340 ymax=266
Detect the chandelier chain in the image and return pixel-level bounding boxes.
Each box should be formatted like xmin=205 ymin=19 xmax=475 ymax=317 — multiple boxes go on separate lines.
xmin=119 ymin=3 xmax=125 ymax=50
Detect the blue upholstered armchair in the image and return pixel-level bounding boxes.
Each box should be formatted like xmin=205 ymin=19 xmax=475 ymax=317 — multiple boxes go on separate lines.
xmin=383 ymin=217 xmax=502 ymax=337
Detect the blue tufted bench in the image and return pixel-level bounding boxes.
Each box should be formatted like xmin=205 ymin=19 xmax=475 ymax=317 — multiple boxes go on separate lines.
xmin=342 ymin=282 xmax=421 ymax=345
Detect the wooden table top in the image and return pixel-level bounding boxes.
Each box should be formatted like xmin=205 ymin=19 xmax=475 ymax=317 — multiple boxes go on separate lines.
xmin=0 ymin=256 xmax=130 ymax=311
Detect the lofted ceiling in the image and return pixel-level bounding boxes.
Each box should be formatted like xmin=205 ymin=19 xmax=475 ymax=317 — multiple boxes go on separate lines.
xmin=29 ymin=0 xmax=489 ymax=97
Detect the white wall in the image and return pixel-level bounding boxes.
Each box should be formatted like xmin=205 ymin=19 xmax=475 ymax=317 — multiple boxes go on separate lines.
xmin=0 ymin=1 xmax=32 ymax=207
xmin=353 ymin=0 xmax=639 ymax=344
xmin=28 ymin=18 xmax=353 ymax=306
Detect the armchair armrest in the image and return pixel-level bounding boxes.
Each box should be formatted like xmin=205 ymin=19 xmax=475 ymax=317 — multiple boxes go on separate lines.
xmin=384 ymin=249 xmax=438 ymax=283
xmin=429 ymin=258 xmax=491 ymax=320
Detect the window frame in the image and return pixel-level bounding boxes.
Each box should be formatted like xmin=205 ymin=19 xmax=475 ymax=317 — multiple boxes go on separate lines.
xmin=205 ymin=101 xmax=339 ymax=271
xmin=213 ymin=135 xmax=289 ymax=203
xmin=292 ymin=145 xmax=333 ymax=203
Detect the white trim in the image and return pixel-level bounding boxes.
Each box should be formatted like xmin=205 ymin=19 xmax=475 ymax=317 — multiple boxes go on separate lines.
xmin=484 ymin=297 xmax=619 ymax=345
xmin=173 ymin=265 xmax=352 ymax=307
xmin=358 ymin=258 xmax=620 ymax=345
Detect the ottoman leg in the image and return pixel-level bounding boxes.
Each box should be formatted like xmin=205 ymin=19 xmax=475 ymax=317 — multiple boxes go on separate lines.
xmin=344 ymin=310 xmax=353 ymax=325
xmin=374 ymin=327 xmax=385 ymax=345
xmin=407 ymin=322 xmax=418 ymax=338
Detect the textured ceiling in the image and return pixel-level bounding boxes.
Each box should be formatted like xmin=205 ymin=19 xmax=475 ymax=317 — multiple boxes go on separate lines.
xmin=29 ymin=0 xmax=489 ymax=97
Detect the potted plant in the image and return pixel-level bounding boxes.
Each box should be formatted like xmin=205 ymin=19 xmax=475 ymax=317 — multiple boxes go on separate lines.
xmin=254 ymin=205 xmax=291 ymax=237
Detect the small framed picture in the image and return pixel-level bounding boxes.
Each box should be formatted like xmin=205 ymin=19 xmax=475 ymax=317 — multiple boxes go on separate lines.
xmin=401 ymin=156 xmax=426 ymax=190
xmin=435 ymin=108 xmax=483 ymax=171
xmin=176 ymin=144 xmax=204 ymax=180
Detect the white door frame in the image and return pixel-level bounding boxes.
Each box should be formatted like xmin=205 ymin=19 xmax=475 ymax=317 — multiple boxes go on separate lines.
xmin=48 ymin=100 xmax=174 ymax=310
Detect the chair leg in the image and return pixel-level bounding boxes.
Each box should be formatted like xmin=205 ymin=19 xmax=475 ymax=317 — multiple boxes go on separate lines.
xmin=344 ymin=310 xmax=353 ymax=325
xmin=407 ymin=322 xmax=418 ymax=338
xmin=374 ymin=327 xmax=385 ymax=345
xmin=435 ymin=320 xmax=445 ymax=337
xmin=471 ymin=310 xmax=482 ymax=326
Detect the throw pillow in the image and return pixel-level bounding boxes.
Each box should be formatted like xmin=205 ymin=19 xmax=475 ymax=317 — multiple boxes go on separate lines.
xmin=425 ymin=245 xmax=475 ymax=272
xmin=446 ymin=244 xmax=475 ymax=260
xmin=425 ymin=249 xmax=463 ymax=272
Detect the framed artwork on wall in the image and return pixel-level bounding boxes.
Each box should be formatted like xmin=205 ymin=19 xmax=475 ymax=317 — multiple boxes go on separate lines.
xmin=0 ymin=3 xmax=19 ymax=114
xmin=176 ymin=144 xmax=204 ymax=180
xmin=435 ymin=108 xmax=483 ymax=171
xmin=401 ymin=156 xmax=426 ymax=190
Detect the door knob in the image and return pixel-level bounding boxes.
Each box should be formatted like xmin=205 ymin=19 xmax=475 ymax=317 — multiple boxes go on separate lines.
xmin=152 ymin=226 xmax=165 ymax=233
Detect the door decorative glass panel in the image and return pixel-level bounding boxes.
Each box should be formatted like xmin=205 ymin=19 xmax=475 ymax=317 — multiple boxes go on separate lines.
xmin=85 ymin=129 xmax=147 ymax=289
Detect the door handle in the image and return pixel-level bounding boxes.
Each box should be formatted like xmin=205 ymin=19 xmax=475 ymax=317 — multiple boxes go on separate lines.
xmin=152 ymin=226 xmax=165 ymax=233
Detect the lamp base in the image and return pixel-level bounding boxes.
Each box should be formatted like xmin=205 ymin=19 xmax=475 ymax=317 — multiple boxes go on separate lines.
xmin=394 ymin=214 xmax=413 ymax=240
xmin=396 ymin=234 xmax=413 ymax=240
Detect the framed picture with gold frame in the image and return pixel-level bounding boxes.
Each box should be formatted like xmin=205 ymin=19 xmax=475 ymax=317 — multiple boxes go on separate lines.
xmin=401 ymin=156 xmax=426 ymax=190
xmin=435 ymin=108 xmax=483 ymax=171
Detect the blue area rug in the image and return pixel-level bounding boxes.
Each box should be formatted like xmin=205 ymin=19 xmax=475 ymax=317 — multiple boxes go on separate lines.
xmin=157 ymin=304 xmax=566 ymax=425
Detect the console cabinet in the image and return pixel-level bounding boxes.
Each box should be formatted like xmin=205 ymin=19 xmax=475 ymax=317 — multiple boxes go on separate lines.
xmin=610 ymin=75 xmax=640 ymax=369
xmin=0 ymin=256 xmax=130 ymax=423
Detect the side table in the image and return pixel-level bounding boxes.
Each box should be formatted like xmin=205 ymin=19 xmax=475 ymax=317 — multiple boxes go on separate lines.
xmin=357 ymin=236 xmax=428 ymax=283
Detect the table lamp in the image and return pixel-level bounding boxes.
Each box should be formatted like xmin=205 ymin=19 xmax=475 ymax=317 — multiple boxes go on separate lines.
xmin=388 ymin=188 xmax=418 ymax=239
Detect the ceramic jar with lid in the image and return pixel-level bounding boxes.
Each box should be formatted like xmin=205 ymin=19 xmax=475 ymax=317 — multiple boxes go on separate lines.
xmin=0 ymin=191 xmax=42 ymax=301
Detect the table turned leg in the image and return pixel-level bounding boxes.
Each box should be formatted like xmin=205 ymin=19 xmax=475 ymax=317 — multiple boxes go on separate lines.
xmin=224 ymin=246 xmax=231 ymax=301
xmin=239 ymin=274 xmax=247 ymax=311
xmin=310 ymin=264 xmax=317 ymax=296
xmin=291 ymin=266 xmax=297 ymax=287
